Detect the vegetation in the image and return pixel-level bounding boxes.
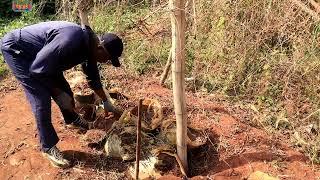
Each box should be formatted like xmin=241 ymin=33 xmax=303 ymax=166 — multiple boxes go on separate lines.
xmin=0 ymin=2 xmax=55 ymax=76
xmin=83 ymin=0 xmax=320 ymax=164
xmin=1 ymin=0 xmax=320 ymax=163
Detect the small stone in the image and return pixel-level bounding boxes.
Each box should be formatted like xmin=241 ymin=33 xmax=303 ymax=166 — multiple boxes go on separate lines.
xmin=9 ymin=154 xmax=26 ymax=166
xmin=248 ymin=171 xmax=279 ymax=180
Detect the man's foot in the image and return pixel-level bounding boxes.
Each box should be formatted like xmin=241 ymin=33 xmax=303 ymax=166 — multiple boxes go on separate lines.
xmin=42 ymin=146 xmax=70 ymax=168
xmin=67 ymin=116 xmax=89 ymax=130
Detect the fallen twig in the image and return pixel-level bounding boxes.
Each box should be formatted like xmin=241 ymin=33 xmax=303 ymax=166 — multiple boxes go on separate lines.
xmin=3 ymin=140 xmax=14 ymax=158
xmin=291 ymin=0 xmax=320 ymax=21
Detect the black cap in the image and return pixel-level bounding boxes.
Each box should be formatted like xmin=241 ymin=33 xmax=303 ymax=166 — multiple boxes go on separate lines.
xmin=100 ymin=33 xmax=123 ymax=67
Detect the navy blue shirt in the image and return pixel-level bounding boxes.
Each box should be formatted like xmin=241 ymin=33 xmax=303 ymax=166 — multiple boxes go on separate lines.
xmin=14 ymin=21 xmax=102 ymax=90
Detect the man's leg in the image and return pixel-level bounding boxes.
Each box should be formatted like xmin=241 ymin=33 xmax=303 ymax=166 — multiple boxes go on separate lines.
xmin=51 ymin=74 xmax=79 ymax=124
xmin=23 ymin=87 xmax=70 ymax=167
xmin=51 ymin=74 xmax=89 ymax=129
xmin=24 ymin=85 xmax=58 ymax=151
xmin=1 ymin=39 xmax=59 ymax=151
xmin=1 ymin=40 xmax=69 ymax=167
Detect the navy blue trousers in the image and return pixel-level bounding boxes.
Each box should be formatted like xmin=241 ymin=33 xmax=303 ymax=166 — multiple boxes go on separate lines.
xmin=1 ymin=31 xmax=79 ymax=152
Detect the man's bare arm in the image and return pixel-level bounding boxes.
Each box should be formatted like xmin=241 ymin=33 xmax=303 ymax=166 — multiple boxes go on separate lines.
xmin=93 ymin=88 xmax=108 ymax=102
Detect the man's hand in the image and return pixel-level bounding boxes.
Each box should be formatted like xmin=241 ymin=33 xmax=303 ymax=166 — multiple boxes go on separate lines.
xmin=94 ymin=88 xmax=115 ymax=113
xmin=93 ymin=88 xmax=122 ymax=116
xmin=102 ymin=99 xmax=117 ymax=119
xmin=55 ymin=92 xmax=74 ymax=111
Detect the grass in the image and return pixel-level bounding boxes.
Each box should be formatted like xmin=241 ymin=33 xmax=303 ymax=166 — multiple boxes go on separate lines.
xmin=89 ymin=5 xmax=172 ymax=75
xmin=0 ymin=56 xmax=7 ymax=77
xmin=0 ymin=7 xmax=53 ymax=77
xmin=0 ymin=17 xmax=31 ymax=77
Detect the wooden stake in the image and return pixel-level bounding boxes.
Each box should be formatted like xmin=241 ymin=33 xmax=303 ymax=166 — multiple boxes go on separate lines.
xmin=78 ymin=0 xmax=90 ymax=27
xmin=135 ymin=99 xmax=143 ymax=180
xmin=169 ymin=0 xmax=188 ymax=174
xmin=160 ymin=48 xmax=172 ymax=86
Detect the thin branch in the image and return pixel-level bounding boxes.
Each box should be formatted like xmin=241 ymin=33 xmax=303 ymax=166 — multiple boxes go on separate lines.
xmin=160 ymin=48 xmax=172 ymax=85
xmin=308 ymin=0 xmax=320 ymax=13
xmin=291 ymin=0 xmax=320 ymax=21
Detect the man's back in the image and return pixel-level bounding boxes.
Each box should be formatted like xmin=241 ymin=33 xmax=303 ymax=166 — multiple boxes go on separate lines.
xmin=16 ymin=21 xmax=86 ymax=58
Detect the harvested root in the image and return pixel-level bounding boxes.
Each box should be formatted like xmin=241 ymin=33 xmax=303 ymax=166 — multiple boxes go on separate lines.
xmin=161 ymin=119 xmax=208 ymax=149
xmin=77 ymin=104 xmax=96 ymax=121
xmin=129 ymin=145 xmax=176 ymax=180
xmin=70 ymin=86 xmax=207 ymax=177
xmin=130 ymin=98 xmax=163 ymax=131
xmin=75 ymin=92 xmax=95 ymax=105
xmin=129 ymin=156 xmax=161 ymax=180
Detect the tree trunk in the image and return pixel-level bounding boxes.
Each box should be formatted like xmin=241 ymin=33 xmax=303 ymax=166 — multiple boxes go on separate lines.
xmin=169 ymin=0 xmax=188 ymax=174
xmin=79 ymin=10 xmax=90 ymax=27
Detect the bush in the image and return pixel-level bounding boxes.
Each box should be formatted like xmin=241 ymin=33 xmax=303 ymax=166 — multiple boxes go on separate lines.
xmin=0 ymin=56 xmax=7 ymax=77
xmin=0 ymin=0 xmax=20 ymax=18
xmin=0 ymin=0 xmax=56 ymax=18
xmin=0 ymin=1 xmax=53 ymax=77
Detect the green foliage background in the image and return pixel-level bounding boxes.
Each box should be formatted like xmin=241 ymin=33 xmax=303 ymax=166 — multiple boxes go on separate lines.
xmin=0 ymin=0 xmax=55 ymax=76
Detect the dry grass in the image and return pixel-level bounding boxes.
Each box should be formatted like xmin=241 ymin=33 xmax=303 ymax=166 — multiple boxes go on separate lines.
xmin=196 ymin=0 xmax=320 ymax=163
xmin=56 ymin=0 xmax=320 ymax=163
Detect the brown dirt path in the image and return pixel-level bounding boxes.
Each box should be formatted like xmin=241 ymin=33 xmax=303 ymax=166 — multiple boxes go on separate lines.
xmin=0 ymin=69 xmax=320 ymax=179
xmin=0 ymin=87 xmax=127 ymax=179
